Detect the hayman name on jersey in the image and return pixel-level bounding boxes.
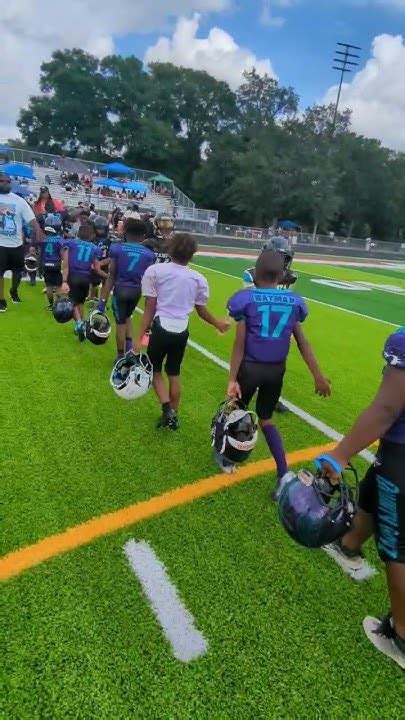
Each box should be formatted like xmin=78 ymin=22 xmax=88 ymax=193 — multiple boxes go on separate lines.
xmin=253 ymin=292 xmax=297 ymax=305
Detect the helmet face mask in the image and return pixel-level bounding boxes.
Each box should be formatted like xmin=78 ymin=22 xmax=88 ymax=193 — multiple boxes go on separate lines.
xmin=110 ymin=351 xmax=153 ymax=400
xmin=278 ymin=467 xmax=358 ymax=548
xmin=85 ymin=310 xmax=111 ymax=345
xmin=211 ymin=399 xmax=258 ymax=464
xmin=24 ymin=253 xmax=38 ymax=274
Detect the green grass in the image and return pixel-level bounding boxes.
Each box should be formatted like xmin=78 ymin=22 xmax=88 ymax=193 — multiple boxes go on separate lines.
xmin=1 ymin=268 xmax=404 ymax=720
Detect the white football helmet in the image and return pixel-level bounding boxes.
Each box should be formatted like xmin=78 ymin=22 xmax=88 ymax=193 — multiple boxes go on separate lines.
xmin=110 ymin=351 xmax=153 ymax=400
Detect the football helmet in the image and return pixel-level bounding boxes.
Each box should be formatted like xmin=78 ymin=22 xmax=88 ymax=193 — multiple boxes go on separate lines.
xmin=53 ymin=296 xmax=74 ymax=324
xmin=155 ymin=213 xmax=174 ymax=235
xmin=24 ymin=253 xmax=38 ymax=274
xmin=44 ymin=214 xmax=62 ymax=235
xmin=278 ymin=465 xmax=358 ymax=549
xmin=211 ymin=399 xmax=258 ymax=464
xmin=110 ymin=351 xmax=153 ymax=400
xmin=94 ymin=215 xmax=109 ymax=238
xmin=383 ymin=327 xmax=405 ymax=369
xmin=85 ymin=310 xmax=111 ymax=345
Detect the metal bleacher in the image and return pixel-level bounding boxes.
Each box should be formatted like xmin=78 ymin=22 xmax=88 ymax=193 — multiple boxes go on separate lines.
xmin=29 ymin=166 xmax=174 ymax=216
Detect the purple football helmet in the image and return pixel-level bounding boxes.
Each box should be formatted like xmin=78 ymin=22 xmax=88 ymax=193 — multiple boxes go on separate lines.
xmin=383 ymin=327 xmax=405 ymax=369
xmin=278 ymin=469 xmax=357 ymax=548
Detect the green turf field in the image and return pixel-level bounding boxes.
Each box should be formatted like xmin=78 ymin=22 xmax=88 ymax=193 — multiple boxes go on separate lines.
xmin=1 ymin=259 xmax=404 ymax=720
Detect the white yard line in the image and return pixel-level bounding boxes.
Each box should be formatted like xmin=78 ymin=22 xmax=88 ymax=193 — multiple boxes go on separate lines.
xmin=192 ymin=262 xmax=399 ymax=328
xmin=124 ymin=540 xmax=208 ymax=662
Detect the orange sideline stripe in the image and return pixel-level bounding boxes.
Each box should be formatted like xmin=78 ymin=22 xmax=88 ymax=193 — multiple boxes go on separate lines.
xmin=0 ymin=443 xmax=335 ymax=581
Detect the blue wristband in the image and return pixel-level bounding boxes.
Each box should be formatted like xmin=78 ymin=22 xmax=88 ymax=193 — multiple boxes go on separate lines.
xmin=315 ymin=454 xmax=343 ymax=474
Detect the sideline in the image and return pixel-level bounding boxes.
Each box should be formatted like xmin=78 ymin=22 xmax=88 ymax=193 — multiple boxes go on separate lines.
xmin=0 ymin=444 xmax=334 ymax=581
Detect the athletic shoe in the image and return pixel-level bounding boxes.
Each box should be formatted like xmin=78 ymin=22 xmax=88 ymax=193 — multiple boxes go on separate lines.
xmin=157 ymin=409 xmax=179 ymax=431
xmin=0 ymin=299 xmax=7 ymax=312
xmin=74 ymin=321 xmax=86 ymax=343
xmin=363 ymin=614 xmax=405 ymax=670
xmin=323 ymin=540 xmax=377 ymax=581
xmin=214 ymin=451 xmax=236 ymax=474
xmin=9 ymin=290 xmax=22 ymax=304
xmin=271 ymin=470 xmax=295 ymax=501
xmin=275 ymin=401 xmax=289 ymax=413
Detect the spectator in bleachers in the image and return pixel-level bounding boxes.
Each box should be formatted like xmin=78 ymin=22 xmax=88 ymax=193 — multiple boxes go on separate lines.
xmin=34 ymin=186 xmax=65 ymax=216
xmin=124 ymin=203 xmax=141 ymax=221
xmin=44 ymin=174 xmax=52 ymax=185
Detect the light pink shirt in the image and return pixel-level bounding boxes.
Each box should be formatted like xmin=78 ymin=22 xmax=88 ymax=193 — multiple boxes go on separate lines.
xmin=142 ymin=262 xmax=209 ymax=327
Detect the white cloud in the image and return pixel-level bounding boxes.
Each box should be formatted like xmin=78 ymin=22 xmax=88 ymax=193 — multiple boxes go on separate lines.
xmin=0 ymin=0 xmax=231 ymax=140
xmin=145 ymin=14 xmax=276 ymax=89
xmin=323 ymin=34 xmax=405 ymax=151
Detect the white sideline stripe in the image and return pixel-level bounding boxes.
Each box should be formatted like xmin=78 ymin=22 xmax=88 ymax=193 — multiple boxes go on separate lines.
xmin=124 ymin=540 xmax=208 ymax=663
xmin=192 ymin=262 xmax=398 ymax=328
xmin=196 ymin=251 xmax=405 ymax=270
xmin=135 ymin=307 xmax=374 ymax=463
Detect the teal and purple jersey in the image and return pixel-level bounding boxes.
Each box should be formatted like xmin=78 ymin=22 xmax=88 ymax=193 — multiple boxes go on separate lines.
xmin=110 ymin=242 xmax=155 ymax=289
xmin=64 ymin=239 xmax=100 ymax=277
xmin=227 ymin=287 xmax=308 ymax=363
xmin=383 ymin=327 xmax=405 ymax=444
xmin=36 ymin=235 xmax=64 ymax=268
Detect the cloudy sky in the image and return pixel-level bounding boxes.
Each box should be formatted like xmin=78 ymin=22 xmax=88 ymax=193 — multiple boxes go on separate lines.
xmin=1 ymin=1 xmax=404 ymax=149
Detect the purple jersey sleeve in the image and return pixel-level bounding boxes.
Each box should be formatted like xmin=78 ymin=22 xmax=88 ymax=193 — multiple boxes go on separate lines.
xmin=298 ymin=297 xmax=309 ymax=323
xmin=227 ymin=289 xmax=251 ymax=321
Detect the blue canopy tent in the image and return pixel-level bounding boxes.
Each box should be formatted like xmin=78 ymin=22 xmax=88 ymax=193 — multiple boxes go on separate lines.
xmin=123 ymin=181 xmax=149 ymax=193
xmin=2 ymin=162 xmax=36 ymax=180
xmin=94 ymin=178 xmax=124 ymax=189
xmin=278 ymin=219 xmax=301 ymax=230
xmin=101 ymin=162 xmax=136 ymax=177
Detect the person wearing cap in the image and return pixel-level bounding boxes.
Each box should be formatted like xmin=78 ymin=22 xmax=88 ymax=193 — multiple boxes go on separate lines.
xmin=0 ymin=171 xmax=44 ymax=311
xmin=33 ymin=186 xmax=65 ymax=216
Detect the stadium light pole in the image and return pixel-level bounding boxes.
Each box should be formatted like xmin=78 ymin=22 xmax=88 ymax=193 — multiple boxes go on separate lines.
xmin=332 ymin=42 xmax=362 ymax=132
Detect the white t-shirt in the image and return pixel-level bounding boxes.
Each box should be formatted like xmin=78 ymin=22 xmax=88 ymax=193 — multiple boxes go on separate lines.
xmin=142 ymin=262 xmax=209 ymax=333
xmin=124 ymin=210 xmax=141 ymax=220
xmin=0 ymin=192 xmax=35 ymax=248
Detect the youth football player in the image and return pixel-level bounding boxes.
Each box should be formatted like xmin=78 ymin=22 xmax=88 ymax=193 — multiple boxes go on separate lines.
xmin=62 ymin=223 xmax=102 ymax=340
xmin=134 ymin=233 xmax=230 ymax=430
xmin=227 ymin=249 xmax=331 ymax=496
xmin=318 ymin=327 xmax=405 ymax=669
xmin=35 ymin=215 xmax=67 ymax=307
xmin=98 ymin=219 xmax=155 ymax=361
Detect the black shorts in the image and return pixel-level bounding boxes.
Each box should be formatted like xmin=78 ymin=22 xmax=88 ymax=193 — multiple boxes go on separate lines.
xmin=42 ymin=266 xmax=62 ymax=288
xmin=90 ymin=271 xmax=102 ymax=288
xmin=148 ymin=319 xmax=189 ymax=376
xmin=0 ymin=245 xmax=24 ymax=277
xmin=237 ymin=360 xmax=286 ymax=420
xmin=112 ymin=286 xmax=141 ymax=324
xmin=359 ymin=441 xmax=405 ymax=563
xmin=68 ymin=274 xmax=90 ymax=306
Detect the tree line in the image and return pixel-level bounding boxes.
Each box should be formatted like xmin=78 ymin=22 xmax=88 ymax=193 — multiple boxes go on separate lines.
xmin=11 ymin=49 xmax=405 ymax=240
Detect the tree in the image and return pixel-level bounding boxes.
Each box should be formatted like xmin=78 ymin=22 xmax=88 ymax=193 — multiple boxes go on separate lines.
xmin=237 ymin=69 xmax=298 ymax=128
xmin=18 ymin=49 xmax=111 ymax=156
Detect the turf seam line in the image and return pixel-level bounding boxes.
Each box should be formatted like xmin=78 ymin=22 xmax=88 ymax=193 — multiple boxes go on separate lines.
xmin=0 ymin=443 xmax=334 ymax=581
